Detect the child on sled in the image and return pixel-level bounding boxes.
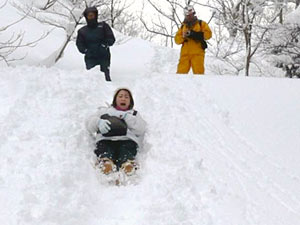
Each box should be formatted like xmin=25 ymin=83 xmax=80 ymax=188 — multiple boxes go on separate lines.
xmin=86 ymin=88 xmax=146 ymax=176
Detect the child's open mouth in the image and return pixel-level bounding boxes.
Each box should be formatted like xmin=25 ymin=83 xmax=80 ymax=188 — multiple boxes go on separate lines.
xmin=120 ymin=103 xmax=126 ymax=106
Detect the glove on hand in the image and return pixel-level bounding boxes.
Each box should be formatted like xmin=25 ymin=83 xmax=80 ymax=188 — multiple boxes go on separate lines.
xmin=188 ymin=31 xmax=204 ymax=41
xmin=98 ymin=119 xmax=111 ymax=134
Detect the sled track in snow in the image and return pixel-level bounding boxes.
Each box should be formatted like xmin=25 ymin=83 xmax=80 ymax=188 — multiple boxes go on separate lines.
xmin=1 ymin=66 xmax=300 ymax=225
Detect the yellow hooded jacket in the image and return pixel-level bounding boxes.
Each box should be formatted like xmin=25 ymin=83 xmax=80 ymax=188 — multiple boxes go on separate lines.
xmin=175 ymin=20 xmax=212 ymax=56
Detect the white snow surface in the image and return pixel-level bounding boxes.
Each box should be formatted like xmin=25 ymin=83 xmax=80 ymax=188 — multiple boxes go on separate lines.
xmin=1 ymin=3 xmax=300 ymax=225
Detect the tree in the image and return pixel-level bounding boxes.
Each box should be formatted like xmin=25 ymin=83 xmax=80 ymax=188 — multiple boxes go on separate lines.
xmin=100 ymin=0 xmax=133 ymax=29
xmin=140 ymin=0 xmax=199 ymax=47
xmin=268 ymin=4 xmax=300 ymax=78
xmin=207 ymin=23 xmax=245 ymax=75
xmin=0 ymin=0 xmax=48 ymax=65
xmin=206 ymin=0 xmax=288 ymax=76
xmin=97 ymin=0 xmax=146 ymax=38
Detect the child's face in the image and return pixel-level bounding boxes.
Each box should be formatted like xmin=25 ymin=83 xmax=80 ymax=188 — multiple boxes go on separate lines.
xmin=116 ymin=90 xmax=130 ymax=110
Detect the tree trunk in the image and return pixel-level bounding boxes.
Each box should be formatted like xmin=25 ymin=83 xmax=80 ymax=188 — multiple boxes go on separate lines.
xmin=296 ymin=0 xmax=300 ymax=9
xmin=245 ymin=48 xmax=251 ymax=77
xmin=54 ymin=20 xmax=79 ymax=63
xmin=279 ymin=8 xmax=283 ymax=24
xmin=55 ymin=34 xmax=72 ymax=63
xmin=244 ymin=28 xmax=251 ymax=76
xmin=110 ymin=0 xmax=115 ymax=28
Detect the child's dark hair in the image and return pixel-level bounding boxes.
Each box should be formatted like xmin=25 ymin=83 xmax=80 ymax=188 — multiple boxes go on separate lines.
xmin=112 ymin=88 xmax=134 ymax=110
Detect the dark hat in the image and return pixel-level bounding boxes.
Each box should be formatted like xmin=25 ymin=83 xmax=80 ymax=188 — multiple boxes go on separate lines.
xmin=83 ymin=6 xmax=98 ymax=18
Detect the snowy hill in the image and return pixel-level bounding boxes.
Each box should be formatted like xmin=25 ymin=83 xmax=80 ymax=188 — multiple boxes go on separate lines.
xmin=1 ymin=3 xmax=300 ymax=225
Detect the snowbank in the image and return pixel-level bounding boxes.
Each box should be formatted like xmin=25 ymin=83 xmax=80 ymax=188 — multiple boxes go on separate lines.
xmin=1 ymin=66 xmax=300 ymax=225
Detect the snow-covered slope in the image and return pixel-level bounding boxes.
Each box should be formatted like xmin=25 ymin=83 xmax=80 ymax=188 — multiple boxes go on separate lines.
xmin=1 ymin=65 xmax=300 ymax=225
xmin=1 ymin=3 xmax=300 ymax=225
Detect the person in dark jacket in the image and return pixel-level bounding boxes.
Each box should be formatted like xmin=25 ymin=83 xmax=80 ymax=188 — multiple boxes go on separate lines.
xmin=76 ymin=7 xmax=115 ymax=81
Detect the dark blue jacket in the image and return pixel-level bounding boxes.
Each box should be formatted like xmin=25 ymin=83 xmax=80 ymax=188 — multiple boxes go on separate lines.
xmin=76 ymin=22 xmax=115 ymax=70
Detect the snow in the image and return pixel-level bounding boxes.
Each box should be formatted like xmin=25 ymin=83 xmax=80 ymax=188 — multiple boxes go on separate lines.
xmin=285 ymin=6 xmax=300 ymax=25
xmin=1 ymin=2 xmax=300 ymax=225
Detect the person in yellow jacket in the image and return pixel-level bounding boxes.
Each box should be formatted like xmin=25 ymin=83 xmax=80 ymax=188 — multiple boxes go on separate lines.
xmin=175 ymin=5 xmax=212 ymax=74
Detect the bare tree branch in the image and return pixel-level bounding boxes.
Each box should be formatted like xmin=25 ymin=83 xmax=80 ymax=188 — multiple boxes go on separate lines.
xmin=0 ymin=2 xmax=51 ymax=65
xmin=140 ymin=17 xmax=174 ymax=38
xmin=41 ymin=0 xmax=58 ymax=10
xmin=140 ymin=0 xmax=194 ymax=46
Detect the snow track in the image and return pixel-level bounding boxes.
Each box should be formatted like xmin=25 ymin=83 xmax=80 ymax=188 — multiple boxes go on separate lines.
xmin=1 ymin=66 xmax=300 ymax=225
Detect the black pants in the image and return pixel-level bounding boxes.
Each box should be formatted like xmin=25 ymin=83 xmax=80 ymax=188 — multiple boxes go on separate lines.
xmin=94 ymin=140 xmax=137 ymax=169
xmin=85 ymin=59 xmax=111 ymax=81
xmin=101 ymin=67 xmax=111 ymax=81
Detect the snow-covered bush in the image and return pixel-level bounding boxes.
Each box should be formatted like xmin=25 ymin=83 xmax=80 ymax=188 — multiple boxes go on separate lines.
xmin=269 ymin=6 xmax=300 ymax=78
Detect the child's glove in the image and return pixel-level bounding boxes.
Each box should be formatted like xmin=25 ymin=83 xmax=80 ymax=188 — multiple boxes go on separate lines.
xmin=98 ymin=119 xmax=111 ymax=134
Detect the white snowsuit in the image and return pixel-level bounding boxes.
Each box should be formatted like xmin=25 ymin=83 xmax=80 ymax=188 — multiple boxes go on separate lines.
xmin=86 ymin=106 xmax=146 ymax=148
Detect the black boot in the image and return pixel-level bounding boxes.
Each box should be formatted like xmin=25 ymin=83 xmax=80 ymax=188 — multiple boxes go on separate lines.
xmin=104 ymin=70 xmax=111 ymax=81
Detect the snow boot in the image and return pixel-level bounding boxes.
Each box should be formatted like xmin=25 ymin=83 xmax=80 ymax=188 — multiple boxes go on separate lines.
xmin=98 ymin=158 xmax=115 ymax=175
xmin=121 ymin=160 xmax=137 ymax=176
